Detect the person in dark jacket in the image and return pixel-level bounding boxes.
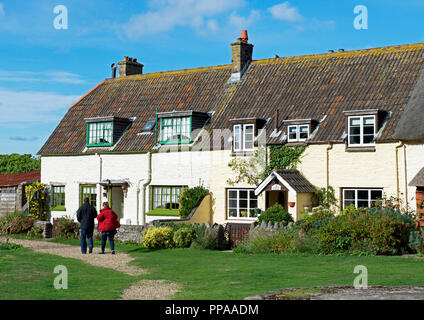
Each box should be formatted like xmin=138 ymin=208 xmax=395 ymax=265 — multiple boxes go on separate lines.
xmin=97 ymin=202 xmax=121 ymax=254
xmin=76 ymin=197 xmax=97 ymax=254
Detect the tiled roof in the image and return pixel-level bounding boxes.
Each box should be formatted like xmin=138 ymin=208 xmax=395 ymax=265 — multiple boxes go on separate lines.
xmin=274 ymin=170 xmax=316 ymax=193
xmin=39 ymin=43 xmax=424 ymax=155
xmin=0 ymin=171 xmax=40 ymax=187
xmin=409 ymin=167 xmax=424 ymax=187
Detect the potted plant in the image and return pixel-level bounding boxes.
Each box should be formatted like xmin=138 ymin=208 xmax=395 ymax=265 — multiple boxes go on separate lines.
xmin=253 ymin=208 xmax=262 ymax=216
xmin=288 ymin=202 xmax=296 ymax=208
xmin=240 ymin=210 xmax=248 ymax=218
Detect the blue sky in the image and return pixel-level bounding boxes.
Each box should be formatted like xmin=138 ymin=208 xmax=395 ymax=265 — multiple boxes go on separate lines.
xmin=0 ymin=0 xmax=423 ymax=155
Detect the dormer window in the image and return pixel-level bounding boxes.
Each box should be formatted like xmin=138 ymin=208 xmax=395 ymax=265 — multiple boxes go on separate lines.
xmin=87 ymin=122 xmax=113 ymax=147
xmin=233 ymin=124 xmax=254 ymax=152
xmin=348 ymin=115 xmax=375 ymax=146
xmin=85 ymin=116 xmax=132 ymax=148
xmin=160 ymin=117 xmax=191 ymax=145
xmin=156 ymin=110 xmax=210 ymax=146
xmin=287 ymin=124 xmax=309 ymax=142
xmin=230 ymin=117 xmax=266 ymax=154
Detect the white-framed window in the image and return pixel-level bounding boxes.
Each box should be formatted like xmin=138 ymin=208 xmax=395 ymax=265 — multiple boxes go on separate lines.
xmin=342 ymin=188 xmax=383 ymax=209
xmin=233 ymin=124 xmax=255 ymax=152
xmin=348 ymin=115 xmax=376 ymax=146
xmin=287 ymin=124 xmax=309 ymax=142
xmin=227 ymin=189 xmax=258 ymax=219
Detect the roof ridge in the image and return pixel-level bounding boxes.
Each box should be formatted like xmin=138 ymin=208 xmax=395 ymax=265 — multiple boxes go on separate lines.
xmin=108 ymin=63 xmax=232 ymax=82
xmin=107 ymin=42 xmax=424 ymax=82
xmin=252 ymin=42 xmax=424 ymax=65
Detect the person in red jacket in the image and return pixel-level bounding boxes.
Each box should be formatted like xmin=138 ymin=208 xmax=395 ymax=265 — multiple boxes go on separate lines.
xmin=97 ymin=202 xmax=121 ymax=254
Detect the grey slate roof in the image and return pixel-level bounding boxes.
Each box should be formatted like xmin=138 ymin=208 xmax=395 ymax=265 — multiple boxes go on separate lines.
xmin=274 ymin=170 xmax=316 ymax=193
xmin=393 ymin=67 xmax=424 ymax=141
xmin=409 ymin=167 xmax=424 ymax=187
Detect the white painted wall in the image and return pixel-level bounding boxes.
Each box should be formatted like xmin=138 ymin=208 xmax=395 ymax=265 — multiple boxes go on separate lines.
xmin=402 ymin=143 xmax=424 ymax=210
xmin=41 ymin=150 xmax=210 ymax=225
xmin=41 ymin=141 xmax=411 ymax=226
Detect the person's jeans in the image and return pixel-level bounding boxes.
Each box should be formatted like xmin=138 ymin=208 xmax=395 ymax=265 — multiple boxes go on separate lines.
xmin=101 ymin=229 xmax=117 ymax=252
xmin=80 ymin=228 xmax=94 ymax=254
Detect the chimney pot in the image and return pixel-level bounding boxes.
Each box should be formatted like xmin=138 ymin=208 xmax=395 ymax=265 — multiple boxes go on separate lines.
xmin=240 ymin=30 xmax=248 ymax=43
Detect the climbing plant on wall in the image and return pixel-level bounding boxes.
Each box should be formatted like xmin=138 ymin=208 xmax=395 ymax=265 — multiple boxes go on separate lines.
xmin=227 ymin=145 xmax=307 ymax=186
xmin=261 ymin=145 xmax=307 ymax=180
xmin=227 ymin=147 xmax=268 ymax=186
xmin=25 ymin=182 xmax=49 ymax=221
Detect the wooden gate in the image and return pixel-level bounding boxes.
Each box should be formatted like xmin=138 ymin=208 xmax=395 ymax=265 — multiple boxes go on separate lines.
xmin=225 ymin=223 xmax=252 ymax=249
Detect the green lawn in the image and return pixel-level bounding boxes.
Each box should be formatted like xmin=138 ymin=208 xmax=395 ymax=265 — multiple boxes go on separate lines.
xmin=3 ymin=237 xmax=424 ymax=300
xmin=127 ymin=248 xmax=424 ymax=299
xmin=0 ymin=245 xmax=137 ymax=300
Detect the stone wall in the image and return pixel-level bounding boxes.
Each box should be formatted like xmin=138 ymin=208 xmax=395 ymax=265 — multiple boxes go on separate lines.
xmin=93 ymin=224 xmax=145 ymax=243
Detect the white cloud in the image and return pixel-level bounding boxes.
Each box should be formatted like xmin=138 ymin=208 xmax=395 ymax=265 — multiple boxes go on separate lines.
xmin=0 ymin=88 xmax=80 ymax=124
xmin=0 ymin=70 xmax=86 ymax=84
xmin=229 ymin=10 xmax=260 ymax=30
xmin=0 ymin=3 xmax=4 ymax=17
xmin=268 ymin=2 xmax=303 ymax=23
xmin=122 ymin=0 xmax=245 ymax=38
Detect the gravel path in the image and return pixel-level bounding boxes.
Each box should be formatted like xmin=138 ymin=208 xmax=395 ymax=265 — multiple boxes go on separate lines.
xmin=8 ymin=239 xmax=180 ymax=300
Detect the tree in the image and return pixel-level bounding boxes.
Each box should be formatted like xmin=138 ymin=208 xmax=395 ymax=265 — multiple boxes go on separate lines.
xmin=0 ymin=154 xmax=41 ymax=174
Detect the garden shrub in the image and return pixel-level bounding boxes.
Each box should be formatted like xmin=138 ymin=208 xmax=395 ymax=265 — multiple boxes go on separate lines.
xmin=316 ymin=208 xmax=414 ymax=255
xmin=173 ymin=227 xmax=197 ymax=248
xmin=235 ymin=228 xmax=298 ymax=254
xmin=409 ymin=229 xmax=424 ymax=254
xmin=0 ymin=212 xmax=34 ymax=236
xmin=258 ymin=204 xmax=294 ymax=226
xmin=293 ymin=231 xmax=320 ymax=254
xmin=27 ymin=226 xmax=44 ymax=239
xmin=142 ymin=226 xmax=174 ymax=249
xmin=57 ymin=217 xmax=80 ymax=239
xmin=179 ymin=186 xmax=209 ymax=218
xmin=300 ymin=207 xmax=334 ymax=234
xmin=190 ymin=228 xmax=218 ymax=250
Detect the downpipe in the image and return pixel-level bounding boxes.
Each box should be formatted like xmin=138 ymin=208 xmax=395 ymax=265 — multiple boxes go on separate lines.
xmin=137 ymin=152 xmax=152 ymax=225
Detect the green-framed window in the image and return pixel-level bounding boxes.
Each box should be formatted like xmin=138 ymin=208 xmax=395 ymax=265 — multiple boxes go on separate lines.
xmin=151 ymin=186 xmax=187 ymax=210
xmin=80 ymin=185 xmax=97 ymax=207
xmin=160 ymin=117 xmax=191 ymax=145
xmin=87 ymin=122 xmax=113 ymax=147
xmin=51 ymin=186 xmax=66 ymax=211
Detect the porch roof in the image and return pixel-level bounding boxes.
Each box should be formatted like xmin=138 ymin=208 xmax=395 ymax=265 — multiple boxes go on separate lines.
xmin=255 ymin=169 xmax=315 ymax=196
xmin=409 ymin=167 xmax=424 ymax=187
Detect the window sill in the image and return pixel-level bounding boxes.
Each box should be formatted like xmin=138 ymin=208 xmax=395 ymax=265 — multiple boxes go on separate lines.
xmin=146 ymin=209 xmax=180 ymax=217
xmin=231 ymin=151 xmax=255 ymax=157
xmin=50 ymin=206 xmax=66 ymax=212
xmin=227 ymin=217 xmax=259 ymax=221
xmin=346 ymin=146 xmax=376 ymax=152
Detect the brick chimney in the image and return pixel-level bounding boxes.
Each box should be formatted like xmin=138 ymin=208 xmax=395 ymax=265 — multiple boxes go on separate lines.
xmin=230 ymin=30 xmax=253 ymax=82
xmin=118 ymin=56 xmax=144 ymax=77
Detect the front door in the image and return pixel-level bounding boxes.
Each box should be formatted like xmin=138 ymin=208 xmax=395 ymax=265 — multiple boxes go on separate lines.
xmin=266 ymin=191 xmax=288 ymax=211
xmin=110 ymin=187 xmax=124 ymax=220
